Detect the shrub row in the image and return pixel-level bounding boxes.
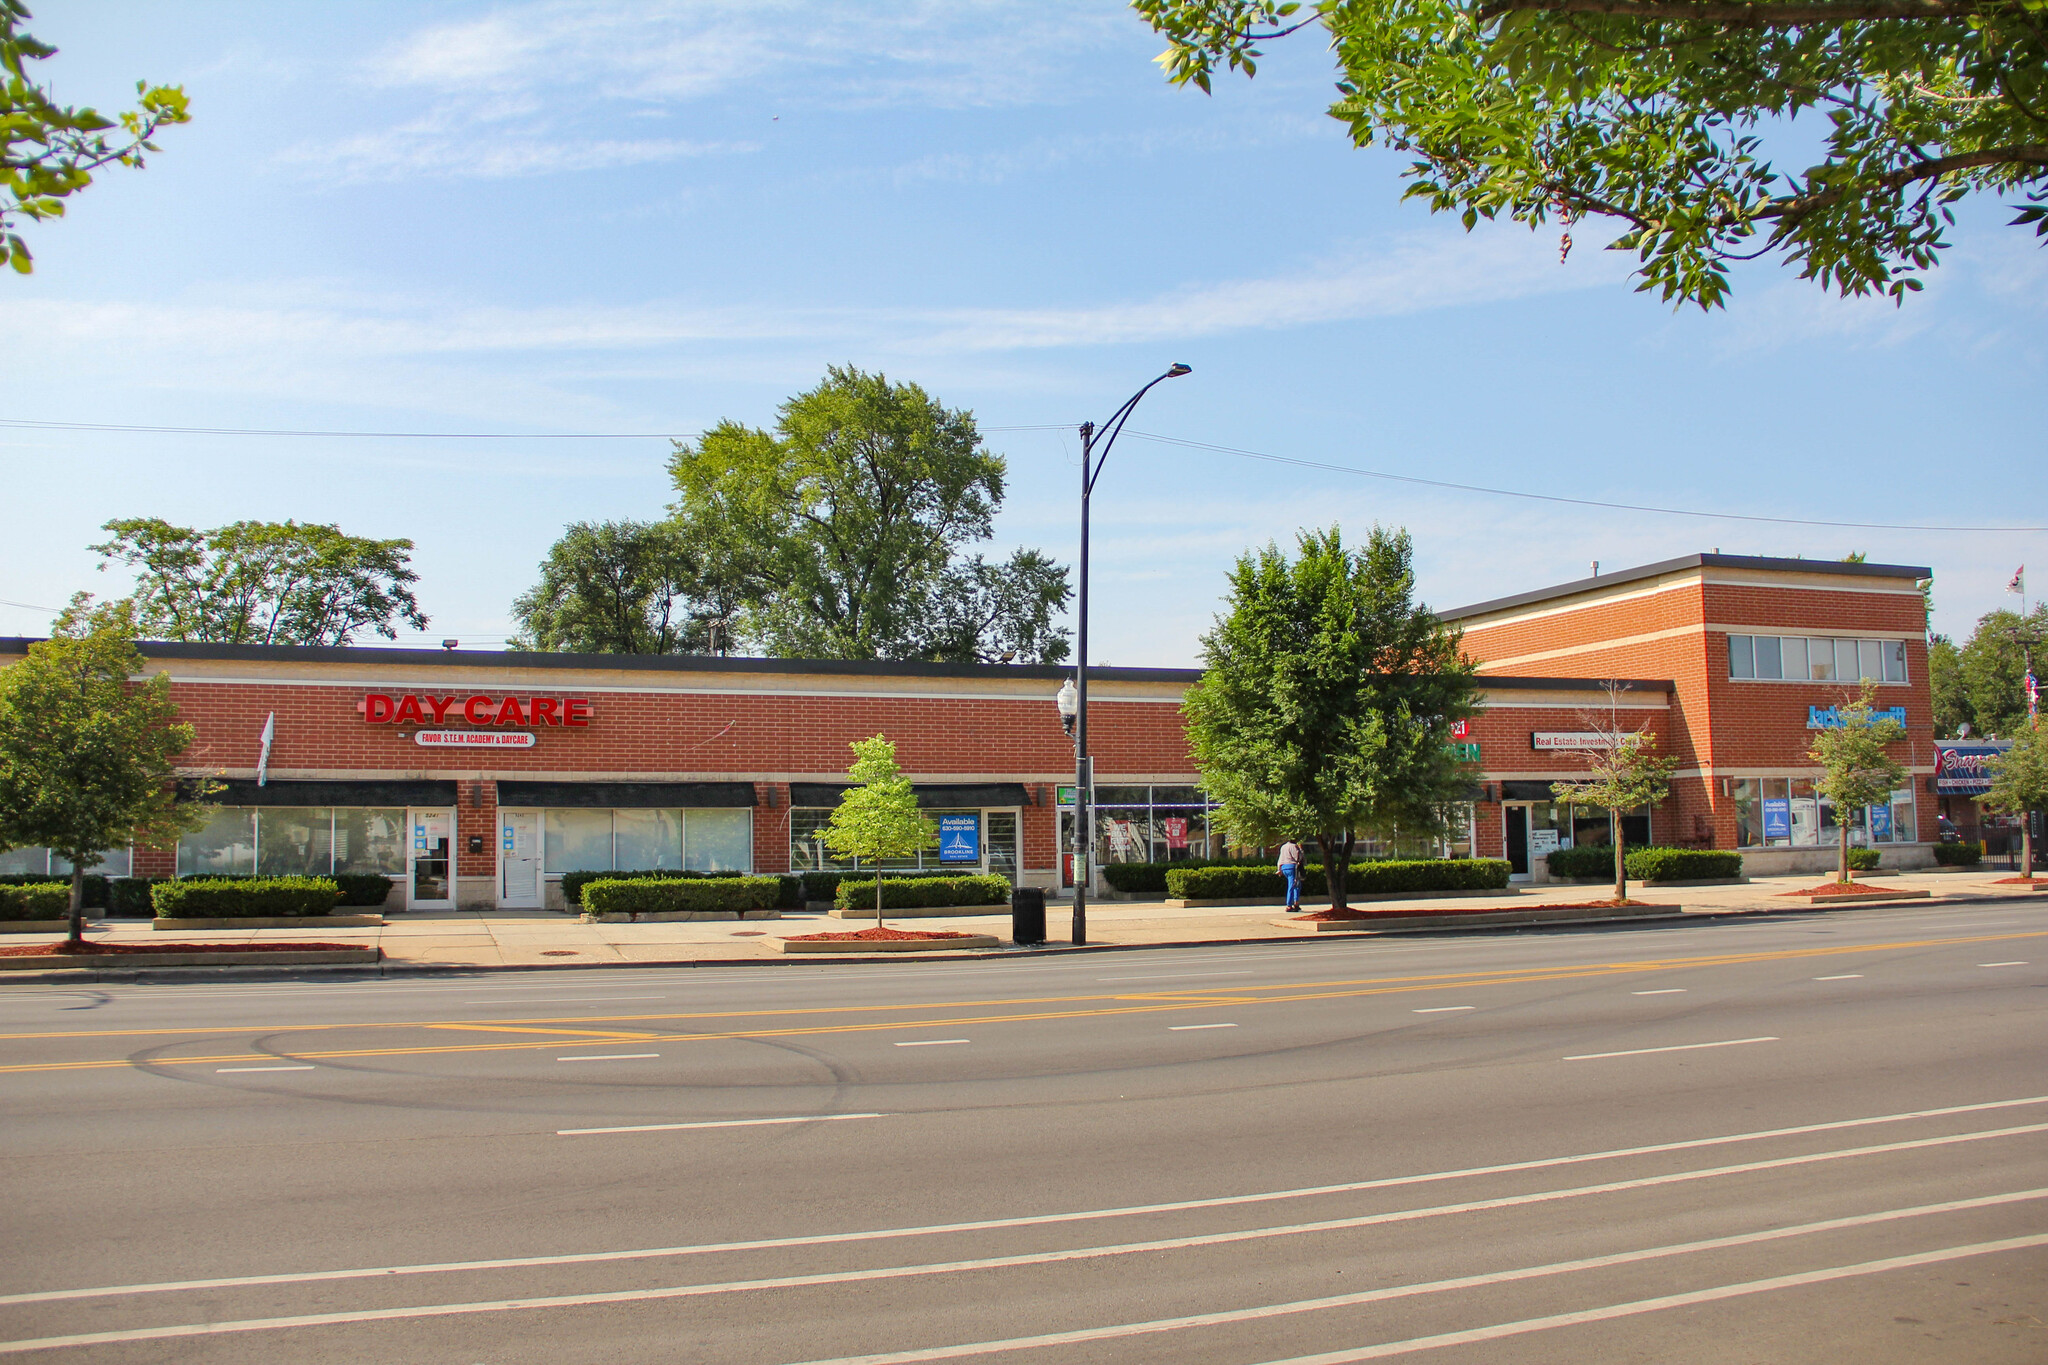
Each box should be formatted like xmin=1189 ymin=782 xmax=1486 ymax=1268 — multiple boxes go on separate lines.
xmin=1543 ymin=843 xmax=1627 ymax=879
xmin=1933 ymin=842 xmax=1983 ymax=866
xmin=1099 ymin=856 xmax=1276 ymax=894
xmin=0 ymin=884 xmax=71 ymax=919
xmin=150 ymin=877 xmax=341 ymax=918
xmin=1164 ymin=859 xmax=1511 ymax=900
xmin=1624 ymin=848 xmax=1745 ymax=881
xmin=797 ymin=869 xmax=967 ymax=902
xmin=0 ymin=873 xmax=109 ymax=908
xmin=1847 ymin=846 xmax=1883 ymax=871
xmin=561 ymin=869 xmax=803 ymax=909
xmin=832 ymin=875 xmax=1013 ymax=911
xmin=581 ymin=877 xmax=782 ymax=916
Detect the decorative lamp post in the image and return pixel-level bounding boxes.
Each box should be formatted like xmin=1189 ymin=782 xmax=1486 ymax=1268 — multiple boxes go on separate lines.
xmin=1068 ymin=363 xmax=1192 ymax=944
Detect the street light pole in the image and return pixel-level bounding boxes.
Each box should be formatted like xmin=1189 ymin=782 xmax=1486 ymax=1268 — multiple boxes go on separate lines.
xmin=1070 ymin=363 xmax=1192 ymax=945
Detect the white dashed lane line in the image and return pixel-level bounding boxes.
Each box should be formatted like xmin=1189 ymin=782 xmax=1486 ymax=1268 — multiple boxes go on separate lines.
xmin=558 ymin=1054 xmax=660 ymax=1063
xmin=1813 ymin=974 xmax=1864 ymax=980
xmin=558 ymin=1113 xmax=889 ymax=1136
xmin=1413 ymin=1006 xmax=1475 ymax=1014
xmin=1564 ymin=1037 xmax=1778 ymax=1062
xmin=895 ymin=1039 xmax=970 ymax=1047
xmin=1632 ymin=989 xmax=1686 ymax=995
xmin=216 ymin=1065 xmax=315 ymax=1073
xmin=1169 ymin=1023 xmax=1238 ymax=1031
xmin=1979 ymin=961 xmax=2029 ymax=967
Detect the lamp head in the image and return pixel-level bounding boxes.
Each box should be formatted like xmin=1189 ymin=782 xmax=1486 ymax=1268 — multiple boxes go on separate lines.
xmin=1166 ymin=363 xmax=1192 ymax=378
xmin=1055 ymin=678 xmax=1078 ymax=735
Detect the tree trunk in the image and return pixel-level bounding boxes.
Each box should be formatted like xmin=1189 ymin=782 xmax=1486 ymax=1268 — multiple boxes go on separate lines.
xmin=1326 ymin=830 xmax=1348 ymax=913
xmin=1838 ymin=820 xmax=1853 ymax=884
xmin=1611 ymin=810 xmax=1625 ymax=904
xmin=67 ymin=862 xmax=86 ymax=948
xmin=2023 ymin=816 xmax=2035 ymax=883
xmin=876 ymin=873 xmax=885 ymax=930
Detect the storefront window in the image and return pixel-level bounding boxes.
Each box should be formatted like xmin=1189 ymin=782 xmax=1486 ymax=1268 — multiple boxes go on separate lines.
xmin=334 ymin=809 xmax=406 ymax=875
xmin=180 ymin=808 xmax=257 ymax=876
xmin=1730 ymin=778 xmax=1915 ymax=847
xmin=1727 ymin=634 xmax=1908 ymax=683
xmin=8 ymin=847 xmax=134 ymax=876
xmin=256 ymin=808 xmax=333 ymax=877
xmin=614 ymin=809 xmax=684 ymax=870
xmin=683 ymin=809 xmax=750 ymax=872
xmin=1790 ymin=778 xmax=1820 ymax=846
xmin=545 ymin=809 xmax=614 ymax=873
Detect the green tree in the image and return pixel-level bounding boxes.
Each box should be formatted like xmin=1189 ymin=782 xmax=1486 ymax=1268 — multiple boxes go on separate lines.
xmin=1550 ymin=683 xmax=1678 ymax=902
xmin=92 ymin=518 xmax=428 ymax=646
xmin=668 ymin=366 xmax=1071 ymax=662
xmin=1928 ymin=633 xmax=1972 ymax=738
xmin=820 ymin=735 xmax=937 ymax=927
xmin=1981 ymin=722 xmax=2045 ymax=880
xmin=1958 ymin=606 xmax=2048 ymax=737
xmin=0 ymin=597 xmax=206 ymax=944
xmin=1807 ymin=679 xmax=1908 ymax=884
xmin=1183 ymin=525 xmax=1480 ymax=912
xmin=510 ymin=519 xmax=751 ymax=655
xmin=2 ymin=1 xmax=189 ymax=274
xmin=1136 ymin=0 xmax=2048 ymax=307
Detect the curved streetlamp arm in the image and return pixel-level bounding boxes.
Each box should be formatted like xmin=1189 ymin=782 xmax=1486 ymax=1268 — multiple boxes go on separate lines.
xmin=1084 ymin=364 xmax=1191 ymax=495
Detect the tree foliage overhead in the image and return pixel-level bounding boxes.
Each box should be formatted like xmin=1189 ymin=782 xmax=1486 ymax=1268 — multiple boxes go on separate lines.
xmin=1135 ymin=0 xmax=2048 ymax=307
xmin=1953 ymin=604 xmax=2047 ymax=737
xmin=666 ymin=366 xmax=1072 ymax=663
xmin=511 ymin=519 xmax=749 ymax=656
xmin=2 ymin=1 xmax=190 ymax=274
xmin=92 ymin=517 xmax=428 ymax=647
xmin=0 ymin=597 xmax=205 ymax=942
xmin=1182 ymin=525 xmax=1480 ymax=911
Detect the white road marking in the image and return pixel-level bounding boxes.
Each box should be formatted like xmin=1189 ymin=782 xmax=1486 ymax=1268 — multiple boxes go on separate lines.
xmin=17 ymin=1098 xmax=2045 ymax=1307
xmin=8 ymin=1191 xmax=2039 ymax=1356
xmin=465 ymin=997 xmax=664 ymax=1005
xmin=1412 ymin=1006 xmax=1474 ymax=1014
xmin=1169 ymin=1023 xmax=1238 ymax=1031
xmin=214 ymin=1065 xmax=314 ymax=1073
xmin=894 ymin=1039 xmax=969 ymax=1047
xmin=1097 ymin=971 xmax=1254 ymax=982
xmin=1631 ymin=989 xmax=1686 ymax=995
xmin=1979 ymin=961 xmax=2028 ymax=967
xmin=558 ymin=1113 xmax=888 ymax=1136
xmin=1565 ymin=1036 xmax=1777 ymax=1061
xmin=1813 ymin=974 xmax=1863 ymax=980
xmin=557 ymin=1054 xmax=659 ymax=1062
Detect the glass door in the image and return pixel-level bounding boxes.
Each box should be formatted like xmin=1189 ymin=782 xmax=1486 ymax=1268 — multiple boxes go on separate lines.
xmin=407 ymin=808 xmax=454 ymax=909
xmin=497 ymin=810 xmax=541 ymax=909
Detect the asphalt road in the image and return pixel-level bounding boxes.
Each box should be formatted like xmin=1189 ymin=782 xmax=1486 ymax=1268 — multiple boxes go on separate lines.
xmin=2 ymin=901 xmax=2043 ymax=1363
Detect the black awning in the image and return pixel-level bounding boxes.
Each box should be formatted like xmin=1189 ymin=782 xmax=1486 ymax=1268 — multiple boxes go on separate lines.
xmin=787 ymin=781 xmax=1032 ymax=810
xmin=1499 ymin=780 xmax=1568 ymax=801
xmin=493 ymin=781 xmax=756 ymax=809
xmin=184 ymin=778 xmax=460 ymax=807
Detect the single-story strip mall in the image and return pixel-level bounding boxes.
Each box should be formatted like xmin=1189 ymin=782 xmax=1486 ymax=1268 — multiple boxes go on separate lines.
xmin=0 ymin=552 xmax=1939 ymax=909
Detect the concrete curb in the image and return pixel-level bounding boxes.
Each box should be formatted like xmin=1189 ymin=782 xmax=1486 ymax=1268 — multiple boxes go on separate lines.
xmin=772 ymin=934 xmax=1004 ymax=954
xmin=1165 ymin=888 xmax=1518 ymax=909
xmin=0 ymin=948 xmax=380 ymax=971
xmin=1791 ymin=889 xmax=1933 ymax=906
xmin=1273 ymin=904 xmax=1679 ymax=932
xmin=0 ymin=921 xmax=70 ymax=934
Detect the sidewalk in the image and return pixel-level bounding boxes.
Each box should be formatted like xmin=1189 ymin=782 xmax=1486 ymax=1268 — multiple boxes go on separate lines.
xmin=9 ymin=869 xmax=2041 ymax=974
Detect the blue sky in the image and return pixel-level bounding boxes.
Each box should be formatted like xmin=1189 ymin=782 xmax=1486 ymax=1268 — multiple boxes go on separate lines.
xmin=4 ymin=0 xmax=2044 ymax=665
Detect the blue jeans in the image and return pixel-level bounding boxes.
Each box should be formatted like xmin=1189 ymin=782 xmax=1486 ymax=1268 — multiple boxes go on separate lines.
xmin=1281 ymin=864 xmax=1300 ymax=908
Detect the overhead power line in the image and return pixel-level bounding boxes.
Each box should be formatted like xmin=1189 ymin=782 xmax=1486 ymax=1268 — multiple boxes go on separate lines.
xmin=0 ymin=418 xmax=1073 ymax=438
xmin=1124 ymin=431 xmax=2046 ymax=535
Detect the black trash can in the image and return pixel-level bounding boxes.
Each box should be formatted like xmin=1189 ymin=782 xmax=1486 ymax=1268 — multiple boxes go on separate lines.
xmin=1009 ymin=886 xmax=1046 ymax=946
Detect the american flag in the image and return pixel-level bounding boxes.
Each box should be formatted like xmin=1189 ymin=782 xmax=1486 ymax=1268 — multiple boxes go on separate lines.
xmin=2009 ymin=566 xmax=2025 ymax=594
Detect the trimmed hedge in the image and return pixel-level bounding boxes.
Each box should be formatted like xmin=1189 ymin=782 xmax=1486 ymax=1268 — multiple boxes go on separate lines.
xmin=333 ymin=874 xmax=395 ymax=907
xmin=1847 ymin=846 xmax=1882 ymax=871
xmin=582 ymin=877 xmax=781 ymax=916
xmin=1933 ymin=842 xmax=1982 ymax=866
xmin=562 ymin=869 xmax=802 ymax=909
xmin=108 ymin=878 xmax=166 ymax=916
xmin=1 ymin=884 xmax=71 ymax=919
xmin=1626 ymin=848 xmax=1744 ymax=881
xmin=1100 ymin=857 xmax=1274 ymax=894
xmin=1164 ymin=859 xmax=1510 ymax=900
xmin=0 ymin=873 xmax=109 ymax=908
xmin=832 ymin=875 xmax=1013 ymax=911
xmin=1544 ymin=843 xmax=1626 ymax=879
xmin=798 ymin=870 xmax=949 ymax=902
xmin=151 ymin=877 xmax=341 ymax=918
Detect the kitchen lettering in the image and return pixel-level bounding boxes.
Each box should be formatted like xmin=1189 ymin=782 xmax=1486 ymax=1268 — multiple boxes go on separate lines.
xmin=358 ymin=693 xmax=593 ymax=727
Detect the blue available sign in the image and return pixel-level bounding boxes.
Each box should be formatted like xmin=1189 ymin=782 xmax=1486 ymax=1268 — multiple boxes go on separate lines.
xmin=938 ymin=813 xmax=981 ymax=864
xmin=1762 ymin=798 xmax=1792 ymax=841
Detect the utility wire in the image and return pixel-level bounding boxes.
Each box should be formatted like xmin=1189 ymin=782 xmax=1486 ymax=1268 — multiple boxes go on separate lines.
xmin=1124 ymin=431 xmax=2047 ymax=535
xmin=0 ymin=418 xmax=1072 ymax=438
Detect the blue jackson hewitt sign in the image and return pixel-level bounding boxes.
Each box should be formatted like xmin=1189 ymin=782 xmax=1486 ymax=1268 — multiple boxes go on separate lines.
xmin=1807 ymin=705 xmax=1907 ymax=730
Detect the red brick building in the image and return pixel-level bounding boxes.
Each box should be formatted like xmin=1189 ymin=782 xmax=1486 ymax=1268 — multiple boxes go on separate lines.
xmin=0 ymin=552 xmax=1933 ymax=908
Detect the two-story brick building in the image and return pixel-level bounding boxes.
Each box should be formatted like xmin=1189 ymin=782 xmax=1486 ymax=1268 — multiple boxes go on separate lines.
xmin=0 ymin=551 xmax=1934 ymax=908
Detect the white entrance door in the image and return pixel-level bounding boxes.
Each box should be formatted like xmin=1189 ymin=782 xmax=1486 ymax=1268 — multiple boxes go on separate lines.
xmin=498 ymin=810 xmax=542 ymax=909
xmin=407 ymin=808 xmax=455 ymax=910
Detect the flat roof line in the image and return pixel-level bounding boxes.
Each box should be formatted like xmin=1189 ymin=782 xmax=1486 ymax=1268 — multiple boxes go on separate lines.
xmin=1439 ymin=552 xmax=1931 ymax=622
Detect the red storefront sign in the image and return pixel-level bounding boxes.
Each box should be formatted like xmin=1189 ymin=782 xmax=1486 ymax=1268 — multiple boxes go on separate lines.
xmin=358 ymin=693 xmax=593 ymax=727
xmin=415 ymin=730 xmax=538 ymax=748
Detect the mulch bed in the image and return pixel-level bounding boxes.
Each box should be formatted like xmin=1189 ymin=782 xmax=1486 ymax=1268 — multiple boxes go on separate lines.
xmin=1297 ymin=899 xmax=1650 ymax=922
xmin=1777 ymin=881 xmax=1902 ymax=897
xmin=783 ymin=926 xmax=981 ymax=942
xmin=1989 ymin=877 xmax=2045 ymax=887
xmin=0 ymin=940 xmax=366 ymax=957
